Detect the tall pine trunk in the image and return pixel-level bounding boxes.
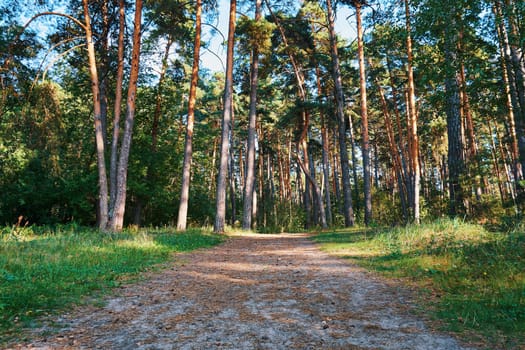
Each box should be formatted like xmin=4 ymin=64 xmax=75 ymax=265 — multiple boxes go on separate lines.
xmin=445 ymin=30 xmax=466 ymax=216
xmin=177 ymin=0 xmax=202 ymax=231
xmin=404 ymin=0 xmax=420 ymax=224
xmin=214 ymin=0 xmax=236 ymax=233
xmin=242 ymin=0 xmax=262 ymax=230
xmin=326 ymin=0 xmax=354 ymax=226
xmin=83 ymin=0 xmax=108 ymax=230
xmin=355 ymin=1 xmax=372 ymax=225
xmin=315 ymin=65 xmax=333 ymax=226
xmin=109 ymin=0 xmax=126 ymax=221
xmin=109 ymin=0 xmax=143 ymax=231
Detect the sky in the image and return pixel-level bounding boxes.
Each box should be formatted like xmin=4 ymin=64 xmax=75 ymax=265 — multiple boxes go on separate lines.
xmin=200 ymin=0 xmax=356 ymax=72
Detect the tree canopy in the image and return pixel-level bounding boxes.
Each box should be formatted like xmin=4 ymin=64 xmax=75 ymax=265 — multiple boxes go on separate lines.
xmin=0 ymin=0 xmax=523 ymax=230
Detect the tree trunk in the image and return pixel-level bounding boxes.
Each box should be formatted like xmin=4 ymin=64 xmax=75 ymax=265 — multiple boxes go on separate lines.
xmin=315 ymin=66 xmax=333 ymax=226
xmin=214 ymin=0 xmax=236 ymax=234
xmin=332 ymin=130 xmax=342 ymax=212
xmin=355 ymin=2 xmax=372 ymax=225
xmin=326 ymin=0 xmax=354 ymax=226
xmin=242 ymin=0 xmax=261 ymax=230
xmin=177 ymin=0 xmax=202 ymax=231
xmin=489 ymin=119 xmax=507 ymax=205
xmin=83 ymin=0 xmax=108 ymax=230
xmin=494 ymin=2 xmax=522 ymax=183
xmin=108 ymin=0 xmax=143 ymax=231
xmin=99 ymin=0 xmax=109 ymax=145
xmin=296 ymin=149 xmax=328 ymax=229
xmin=494 ymin=0 xmax=525 ymax=206
xmin=229 ymin=104 xmax=237 ymax=225
xmin=404 ymin=0 xmax=420 ymax=224
xmin=445 ymin=45 xmax=465 ymax=216
xmin=109 ymin=0 xmax=126 ymax=220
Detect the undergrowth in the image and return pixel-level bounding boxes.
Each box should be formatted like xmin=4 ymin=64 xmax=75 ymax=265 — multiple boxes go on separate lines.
xmin=313 ymin=219 xmax=525 ymax=349
xmin=0 ymin=224 xmax=224 ymax=343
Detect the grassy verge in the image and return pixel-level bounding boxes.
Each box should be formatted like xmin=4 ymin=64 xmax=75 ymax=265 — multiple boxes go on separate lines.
xmin=313 ymin=219 xmax=525 ymax=349
xmin=0 ymin=225 xmax=224 ymax=342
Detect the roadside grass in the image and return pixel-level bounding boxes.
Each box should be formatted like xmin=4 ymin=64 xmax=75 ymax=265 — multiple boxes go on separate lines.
xmin=0 ymin=225 xmax=224 ymax=342
xmin=313 ymin=219 xmax=525 ymax=349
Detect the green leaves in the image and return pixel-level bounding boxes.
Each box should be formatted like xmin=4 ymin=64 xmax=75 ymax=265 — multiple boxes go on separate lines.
xmin=236 ymin=16 xmax=276 ymax=55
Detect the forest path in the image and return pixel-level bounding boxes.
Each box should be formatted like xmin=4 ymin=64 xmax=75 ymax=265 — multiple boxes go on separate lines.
xmin=13 ymin=233 xmax=475 ymax=350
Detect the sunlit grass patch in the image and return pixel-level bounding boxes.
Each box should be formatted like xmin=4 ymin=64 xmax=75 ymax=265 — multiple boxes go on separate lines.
xmin=0 ymin=225 xmax=224 ymax=343
xmin=313 ymin=219 xmax=525 ymax=348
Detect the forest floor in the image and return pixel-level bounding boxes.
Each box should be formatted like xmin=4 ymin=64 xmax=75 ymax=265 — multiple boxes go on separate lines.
xmin=8 ymin=233 xmax=479 ymax=350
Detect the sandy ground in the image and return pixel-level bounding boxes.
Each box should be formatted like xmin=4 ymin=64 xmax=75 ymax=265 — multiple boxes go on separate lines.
xmin=8 ymin=233 xmax=476 ymax=350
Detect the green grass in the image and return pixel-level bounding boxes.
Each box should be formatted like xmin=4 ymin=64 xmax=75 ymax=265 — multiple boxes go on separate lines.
xmin=313 ymin=219 xmax=525 ymax=349
xmin=0 ymin=225 xmax=224 ymax=342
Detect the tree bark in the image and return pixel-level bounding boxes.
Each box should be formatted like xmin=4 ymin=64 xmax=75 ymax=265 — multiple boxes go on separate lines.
xmin=109 ymin=0 xmax=126 ymax=220
xmin=445 ymin=43 xmax=466 ymax=216
xmin=494 ymin=2 xmax=522 ymax=183
xmin=315 ymin=65 xmax=333 ymax=227
xmin=494 ymin=0 xmax=525 ymax=206
xmin=109 ymin=0 xmax=143 ymax=231
xmin=326 ymin=0 xmax=354 ymax=226
xmin=214 ymin=0 xmax=236 ymax=234
xmin=99 ymin=0 xmax=109 ymax=145
xmin=83 ymin=0 xmax=108 ymax=230
xmin=242 ymin=0 xmax=262 ymax=230
xmin=404 ymin=0 xmax=420 ymax=224
xmin=355 ymin=1 xmax=372 ymax=225
xmin=177 ymin=0 xmax=202 ymax=231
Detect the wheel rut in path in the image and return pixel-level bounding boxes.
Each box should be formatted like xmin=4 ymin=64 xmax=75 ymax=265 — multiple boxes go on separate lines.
xmin=13 ymin=233 xmax=476 ymax=350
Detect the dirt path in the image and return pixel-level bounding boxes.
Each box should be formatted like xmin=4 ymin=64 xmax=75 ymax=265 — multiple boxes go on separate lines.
xmin=11 ymin=233 xmax=475 ymax=350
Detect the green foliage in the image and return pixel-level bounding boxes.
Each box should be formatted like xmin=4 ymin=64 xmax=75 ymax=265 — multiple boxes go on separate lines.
xmin=313 ymin=219 xmax=525 ymax=348
xmin=0 ymin=225 xmax=224 ymax=342
xmin=236 ymin=16 xmax=276 ymax=55
xmin=256 ymin=201 xmax=306 ymax=233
